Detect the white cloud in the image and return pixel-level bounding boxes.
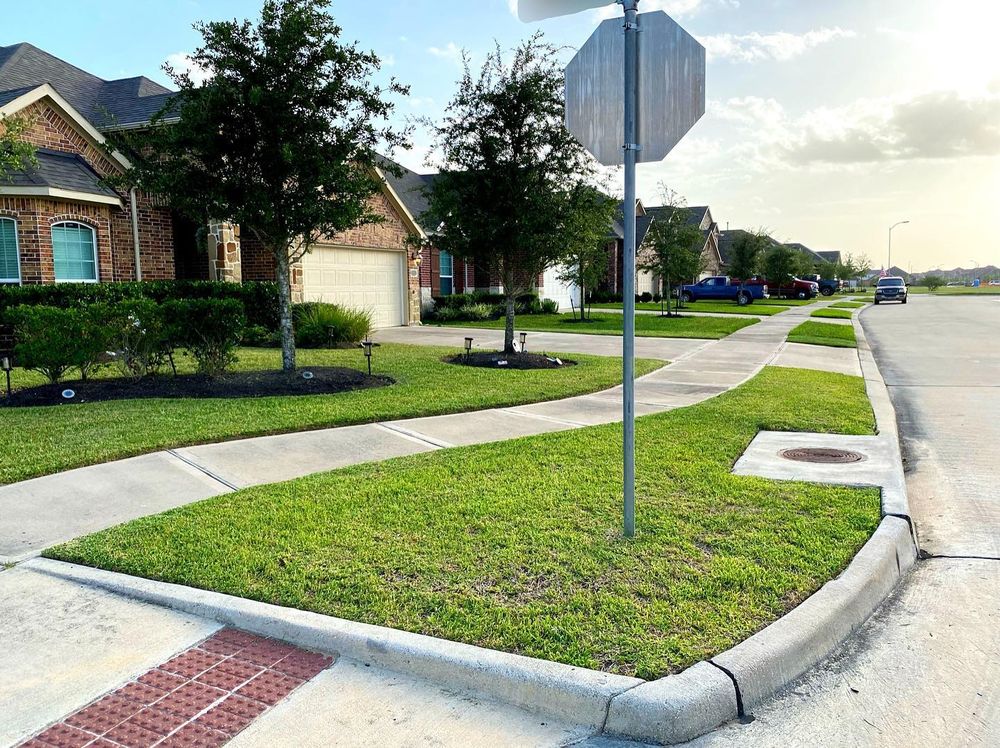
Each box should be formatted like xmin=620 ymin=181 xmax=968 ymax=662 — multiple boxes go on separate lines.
xmin=594 ymin=0 xmax=737 ymax=21
xmin=427 ymin=42 xmax=463 ymax=66
xmin=164 ymin=52 xmax=212 ymax=86
xmin=700 ymin=27 xmax=855 ymax=63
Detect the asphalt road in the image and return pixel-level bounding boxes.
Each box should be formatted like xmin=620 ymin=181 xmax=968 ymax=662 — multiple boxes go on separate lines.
xmin=689 ymin=295 xmax=1000 ymax=747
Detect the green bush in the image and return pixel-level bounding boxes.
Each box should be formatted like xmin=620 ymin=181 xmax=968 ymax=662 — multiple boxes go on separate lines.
xmin=5 ymin=305 xmax=110 ymax=383
xmin=293 ymin=303 xmax=373 ymax=348
xmin=458 ymin=302 xmax=494 ymax=321
xmin=241 ymin=324 xmax=277 ymax=347
xmin=108 ymin=299 xmax=171 ymax=380
xmin=163 ymin=298 xmax=245 ymax=376
xmin=540 ymin=298 xmax=559 ymax=314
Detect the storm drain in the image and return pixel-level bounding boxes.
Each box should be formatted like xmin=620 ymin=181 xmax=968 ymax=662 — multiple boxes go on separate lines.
xmin=780 ymin=447 xmax=865 ymax=464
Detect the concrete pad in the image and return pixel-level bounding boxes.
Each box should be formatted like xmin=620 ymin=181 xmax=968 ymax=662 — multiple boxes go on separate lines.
xmin=772 ymin=342 xmax=862 ymax=376
xmin=0 ymin=567 xmax=218 ymax=746
xmin=0 ymin=452 xmax=230 ymax=560
xmin=174 ymin=423 xmax=437 ymax=489
xmin=649 ymin=368 xmax=753 ymax=387
xmin=389 ymin=408 xmax=575 ymax=446
xmin=632 ymin=382 xmax=730 ymax=407
xmin=508 ymin=395 xmax=663 ymax=426
xmin=733 ymin=431 xmax=896 ymax=488
xmin=228 ymin=658 xmax=592 ymax=747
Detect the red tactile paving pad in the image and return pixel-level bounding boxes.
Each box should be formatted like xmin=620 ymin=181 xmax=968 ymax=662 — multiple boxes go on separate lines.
xmin=18 ymin=629 xmax=335 ymax=748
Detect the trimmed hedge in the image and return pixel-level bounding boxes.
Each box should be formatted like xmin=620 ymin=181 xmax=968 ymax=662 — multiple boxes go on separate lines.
xmin=0 ymin=280 xmax=280 ymax=331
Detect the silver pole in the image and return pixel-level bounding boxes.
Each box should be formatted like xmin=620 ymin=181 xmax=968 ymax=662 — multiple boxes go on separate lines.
xmin=622 ymin=0 xmax=639 ymax=538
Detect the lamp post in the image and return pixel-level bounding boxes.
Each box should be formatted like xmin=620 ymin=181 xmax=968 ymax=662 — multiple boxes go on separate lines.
xmin=464 ymin=336 xmax=474 ymax=362
xmin=519 ymin=332 xmax=527 ymax=353
xmin=361 ymin=339 xmax=374 ymax=376
xmin=1 ymin=355 xmax=11 ymax=399
xmin=888 ymin=220 xmax=909 ymax=272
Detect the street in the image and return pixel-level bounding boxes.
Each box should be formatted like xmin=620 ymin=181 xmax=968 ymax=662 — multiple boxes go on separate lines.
xmin=692 ymin=295 xmax=1000 ymax=746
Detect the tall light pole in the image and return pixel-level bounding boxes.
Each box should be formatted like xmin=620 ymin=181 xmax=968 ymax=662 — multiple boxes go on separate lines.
xmin=888 ymin=220 xmax=909 ymax=271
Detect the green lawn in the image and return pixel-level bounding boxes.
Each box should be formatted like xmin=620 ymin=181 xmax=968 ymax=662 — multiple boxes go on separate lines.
xmin=50 ymin=366 xmax=880 ymax=681
xmin=831 ymin=301 xmax=866 ymax=309
xmin=811 ymin=308 xmax=854 ymax=320
xmin=0 ymin=345 xmax=661 ymax=485
xmin=440 ymin=313 xmax=757 ymax=339
xmin=591 ymin=302 xmax=789 ymax=316
xmin=788 ymin=321 xmax=857 ymax=348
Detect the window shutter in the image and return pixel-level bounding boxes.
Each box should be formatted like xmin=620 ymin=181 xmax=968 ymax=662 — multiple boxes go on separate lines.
xmin=0 ymin=219 xmax=18 ymax=282
xmin=430 ymin=248 xmax=441 ymax=297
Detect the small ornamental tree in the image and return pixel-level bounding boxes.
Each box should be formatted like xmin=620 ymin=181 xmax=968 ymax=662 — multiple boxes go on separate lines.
xmin=728 ymin=230 xmax=769 ymax=290
xmin=119 ymin=0 xmax=407 ymax=371
xmin=423 ymin=35 xmax=597 ymax=353
xmin=640 ymin=191 xmax=705 ymax=316
xmin=922 ymin=274 xmax=945 ymax=292
xmin=763 ymin=244 xmax=801 ymax=290
xmin=0 ymin=114 xmax=36 ymax=181
xmin=556 ymin=185 xmax=617 ymax=320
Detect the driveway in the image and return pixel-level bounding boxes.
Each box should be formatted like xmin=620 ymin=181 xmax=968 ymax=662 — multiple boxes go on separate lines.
xmin=690 ymin=295 xmax=1000 ymax=746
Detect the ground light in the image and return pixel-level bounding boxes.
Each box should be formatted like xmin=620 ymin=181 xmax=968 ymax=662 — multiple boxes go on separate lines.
xmin=361 ymin=339 xmax=374 ymax=376
xmin=1 ymin=355 xmax=11 ymax=398
xmin=464 ymin=336 xmax=474 ymax=362
xmin=520 ymin=332 xmax=527 ymax=352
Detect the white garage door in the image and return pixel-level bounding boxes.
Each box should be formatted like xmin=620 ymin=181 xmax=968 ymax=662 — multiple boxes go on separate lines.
xmin=542 ymin=265 xmax=580 ymax=313
xmin=300 ymin=245 xmax=407 ymax=328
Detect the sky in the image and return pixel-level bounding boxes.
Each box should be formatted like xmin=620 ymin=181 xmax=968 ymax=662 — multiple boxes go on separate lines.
xmin=4 ymin=0 xmax=999 ymax=272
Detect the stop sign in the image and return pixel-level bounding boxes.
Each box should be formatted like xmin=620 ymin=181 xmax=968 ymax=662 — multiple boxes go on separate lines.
xmin=565 ymin=11 xmax=706 ymax=166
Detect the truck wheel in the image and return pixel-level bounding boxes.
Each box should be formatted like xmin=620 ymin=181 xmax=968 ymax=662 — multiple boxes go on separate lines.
xmin=874 ymin=298 xmax=880 ymax=305
xmin=821 ymin=287 xmax=834 ymax=296
xmin=737 ymin=291 xmax=751 ymax=306
xmin=682 ymin=292 xmax=693 ymax=303
xmin=797 ymin=290 xmax=808 ymax=300
xmin=902 ymin=297 xmax=907 ymax=304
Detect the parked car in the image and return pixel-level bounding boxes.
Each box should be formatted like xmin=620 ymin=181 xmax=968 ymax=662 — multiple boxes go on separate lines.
xmin=680 ymin=276 xmax=769 ymax=306
xmin=744 ymin=276 xmax=818 ymax=300
xmin=874 ymin=276 xmax=908 ymax=304
xmin=803 ymin=273 xmax=843 ymax=297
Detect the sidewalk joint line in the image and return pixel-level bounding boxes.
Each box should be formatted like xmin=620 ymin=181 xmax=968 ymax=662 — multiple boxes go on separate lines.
xmin=497 ymin=408 xmax=587 ymax=428
xmin=166 ymin=450 xmax=240 ymax=492
xmin=377 ymin=423 xmax=454 ymax=449
xmin=708 ymin=660 xmax=749 ymax=720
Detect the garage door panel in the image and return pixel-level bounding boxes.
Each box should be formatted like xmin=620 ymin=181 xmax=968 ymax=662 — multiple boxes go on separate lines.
xmin=301 ymin=246 xmax=405 ymax=328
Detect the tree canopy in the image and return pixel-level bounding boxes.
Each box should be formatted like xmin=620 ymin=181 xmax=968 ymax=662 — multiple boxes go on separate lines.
xmin=423 ymin=34 xmax=598 ymax=352
xmin=640 ymin=190 xmax=705 ymax=315
xmin=0 ymin=114 xmax=36 ymax=181
xmin=728 ymin=230 xmax=770 ymax=283
xmin=764 ymin=244 xmax=802 ymax=286
xmin=555 ymin=185 xmax=617 ymax=320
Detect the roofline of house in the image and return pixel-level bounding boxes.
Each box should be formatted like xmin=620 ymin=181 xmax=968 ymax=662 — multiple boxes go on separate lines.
xmin=0 ymin=184 xmax=123 ymax=207
xmin=374 ymin=164 xmax=427 ymax=241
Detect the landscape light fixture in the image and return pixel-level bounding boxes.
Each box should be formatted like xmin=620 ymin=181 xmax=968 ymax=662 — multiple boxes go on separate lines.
xmin=1 ymin=355 xmax=11 ymax=399
xmin=361 ymin=339 xmax=374 ymax=376
xmin=464 ymin=336 xmax=474 ymax=361
xmin=520 ymin=332 xmax=527 ymax=352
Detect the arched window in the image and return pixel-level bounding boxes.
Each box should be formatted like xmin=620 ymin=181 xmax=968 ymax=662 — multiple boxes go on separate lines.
xmin=0 ymin=217 xmax=19 ymax=284
xmin=52 ymin=221 xmax=98 ymax=282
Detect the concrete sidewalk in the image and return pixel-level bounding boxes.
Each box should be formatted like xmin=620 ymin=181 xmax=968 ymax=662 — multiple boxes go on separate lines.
xmin=1 ymin=303 xmax=837 ymax=562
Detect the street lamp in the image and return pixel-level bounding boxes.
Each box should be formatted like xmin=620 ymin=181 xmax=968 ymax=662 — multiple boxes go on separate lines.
xmin=888 ymin=220 xmax=909 ymax=271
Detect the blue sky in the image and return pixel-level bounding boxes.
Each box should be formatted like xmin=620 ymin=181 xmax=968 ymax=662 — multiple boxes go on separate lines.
xmin=5 ymin=0 xmax=999 ymax=271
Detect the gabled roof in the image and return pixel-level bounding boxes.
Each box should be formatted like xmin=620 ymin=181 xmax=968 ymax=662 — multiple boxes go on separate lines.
xmin=717 ymin=229 xmax=784 ymax=265
xmin=784 ymin=241 xmax=826 ymax=265
xmin=0 ymin=148 xmax=121 ymax=205
xmin=379 ymin=157 xmax=437 ymax=228
xmin=0 ymin=42 xmax=174 ymax=128
xmin=815 ymin=250 xmax=842 ymax=264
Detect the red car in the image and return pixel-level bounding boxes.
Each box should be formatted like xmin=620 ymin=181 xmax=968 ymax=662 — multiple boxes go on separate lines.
xmin=743 ymin=276 xmax=818 ymax=300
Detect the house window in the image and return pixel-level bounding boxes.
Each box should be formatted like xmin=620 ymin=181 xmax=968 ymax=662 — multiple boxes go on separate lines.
xmin=0 ymin=217 xmax=19 ymax=284
xmin=439 ymin=250 xmax=454 ymax=296
xmin=52 ymin=222 xmax=98 ymax=282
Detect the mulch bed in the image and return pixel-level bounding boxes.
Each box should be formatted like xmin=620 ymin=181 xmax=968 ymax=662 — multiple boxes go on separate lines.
xmin=444 ymin=351 xmax=577 ymax=370
xmin=1 ymin=367 xmax=393 ymax=408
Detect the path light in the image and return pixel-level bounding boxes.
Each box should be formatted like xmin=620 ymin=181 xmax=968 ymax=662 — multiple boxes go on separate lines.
xmin=464 ymin=336 xmax=474 ymax=362
xmin=519 ymin=332 xmax=527 ymax=353
xmin=1 ymin=355 xmax=12 ymax=399
xmin=361 ymin=339 xmax=374 ymax=376
xmin=62 ymin=389 xmax=76 ymax=400
xmin=302 ymin=371 xmax=315 ymax=381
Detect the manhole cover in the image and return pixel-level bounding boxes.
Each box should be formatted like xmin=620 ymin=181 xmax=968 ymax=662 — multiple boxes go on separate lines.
xmin=780 ymin=447 xmax=865 ymax=464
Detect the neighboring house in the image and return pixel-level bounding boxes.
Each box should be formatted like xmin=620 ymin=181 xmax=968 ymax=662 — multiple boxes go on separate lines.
xmin=0 ymin=43 xmax=422 ymax=328
xmin=784 ymin=241 xmax=829 ymax=269
xmin=640 ymin=205 xmax=724 ymax=290
xmin=815 ymin=249 xmax=842 ymax=265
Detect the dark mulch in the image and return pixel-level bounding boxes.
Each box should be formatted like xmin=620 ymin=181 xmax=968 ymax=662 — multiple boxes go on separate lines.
xmin=1 ymin=367 xmax=393 ymax=408
xmin=444 ymin=352 xmax=577 ymax=370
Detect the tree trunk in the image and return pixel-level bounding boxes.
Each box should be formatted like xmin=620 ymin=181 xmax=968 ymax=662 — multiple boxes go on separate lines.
xmin=504 ymin=295 xmax=516 ymax=354
xmin=275 ymin=249 xmax=296 ymax=372
xmin=666 ymin=277 xmax=672 ymax=316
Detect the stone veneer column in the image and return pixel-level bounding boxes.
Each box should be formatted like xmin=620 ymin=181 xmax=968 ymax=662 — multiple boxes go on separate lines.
xmin=407 ymin=246 xmax=422 ymax=325
xmin=207 ymin=221 xmax=242 ymax=283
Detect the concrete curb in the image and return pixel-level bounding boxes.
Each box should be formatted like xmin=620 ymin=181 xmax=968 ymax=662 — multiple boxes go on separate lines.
xmin=22 ymin=557 xmax=642 ymax=731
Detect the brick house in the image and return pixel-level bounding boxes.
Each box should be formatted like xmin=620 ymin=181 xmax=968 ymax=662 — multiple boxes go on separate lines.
xmin=0 ymin=43 xmax=422 ymax=327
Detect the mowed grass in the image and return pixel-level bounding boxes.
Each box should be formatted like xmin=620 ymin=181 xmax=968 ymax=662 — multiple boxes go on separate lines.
xmin=811 ymin=308 xmax=854 ymax=320
xmin=440 ymin=313 xmax=757 ymax=339
xmin=0 ymin=345 xmax=661 ymax=485
xmin=831 ymin=301 xmax=867 ymax=309
xmin=591 ymin=302 xmax=789 ymax=316
xmin=788 ymin=321 xmax=857 ymax=348
xmin=50 ymin=366 xmax=880 ymax=681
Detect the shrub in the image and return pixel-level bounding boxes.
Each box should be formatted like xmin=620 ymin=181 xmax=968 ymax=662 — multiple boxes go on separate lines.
xmin=108 ymin=299 xmax=171 ymax=380
xmin=431 ymin=305 xmax=461 ymax=322
xmin=241 ymin=324 xmax=277 ymax=347
xmin=5 ymin=305 xmax=110 ymax=383
xmin=540 ymin=298 xmax=559 ymax=314
xmin=293 ymin=303 xmax=373 ymax=347
xmin=458 ymin=302 xmax=494 ymax=321
xmin=639 ymin=292 xmax=653 ymax=303
xmin=163 ymin=298 xmax=245 ymax=376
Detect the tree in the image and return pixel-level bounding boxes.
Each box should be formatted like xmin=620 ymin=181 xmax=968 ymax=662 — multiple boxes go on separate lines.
xmin=640 ymin=191 xmax=705 ymax=316
xmin=555 ymin=185 xmax=617 ymax=321
xmin=815 ymin=260 xmax=839 ymax=280
xmin=922 ymin=274 xmax=945 ymax=292
xmin=423 ymin=35 xmax=596 ymax=353
xmin=842 ymin=252 xmax=872 ymax=283
xmin=0 ymin=114 xmax=36 ymax=181
xmin=764 ymin=244 xmax=801 ymax=289
xmin=792 ymin=249 xmax=817 ymax=279
xmin=728 ymin=230 xmax=769 ymax=288
xmin=118 ymin=0 xmax=407 ymax=371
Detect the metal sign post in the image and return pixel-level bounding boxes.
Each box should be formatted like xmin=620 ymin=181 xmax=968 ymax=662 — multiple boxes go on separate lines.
xmin=521 ymin=0 xmax=705 ymax=537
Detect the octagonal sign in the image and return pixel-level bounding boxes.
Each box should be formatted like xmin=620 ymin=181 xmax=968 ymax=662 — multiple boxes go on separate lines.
xmin=565 ymin=11 xmax=706 ymax=166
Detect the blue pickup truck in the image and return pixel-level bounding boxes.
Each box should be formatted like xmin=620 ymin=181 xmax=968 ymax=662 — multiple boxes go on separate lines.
xmin=680 ymin=276 xmax=770 ymax=306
